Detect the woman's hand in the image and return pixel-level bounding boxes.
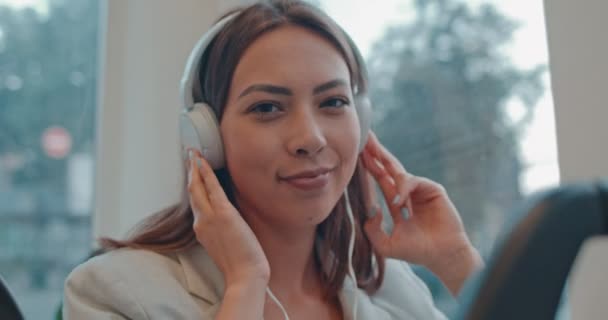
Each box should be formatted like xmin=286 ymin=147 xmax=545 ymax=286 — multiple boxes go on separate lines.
xmin=187 ymin=150 xmax=270 ymax=289
xmin=360 ymin=133 xmax=483 ymax=295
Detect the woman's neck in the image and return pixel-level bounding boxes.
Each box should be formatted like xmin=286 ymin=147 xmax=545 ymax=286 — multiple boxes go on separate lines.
xmin=241 ymin=209 xmax=324 ymax=300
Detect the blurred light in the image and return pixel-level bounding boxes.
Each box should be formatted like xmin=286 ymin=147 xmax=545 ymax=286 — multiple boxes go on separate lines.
xmin=69 ymin=70 xmax=85 ymax=87
xmin=5 ymin=74 xmax=23 ymax=91
xmin=0 ymin=0 xmax=49 ymax=16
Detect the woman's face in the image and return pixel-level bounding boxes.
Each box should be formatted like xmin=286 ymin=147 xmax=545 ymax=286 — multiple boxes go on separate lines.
xmin=221 ymin=25 xmax=360 ymax=229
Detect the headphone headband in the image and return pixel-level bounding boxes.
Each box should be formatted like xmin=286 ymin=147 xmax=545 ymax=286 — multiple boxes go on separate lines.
xmin=180 ymin=12 xmax=241 ymax=111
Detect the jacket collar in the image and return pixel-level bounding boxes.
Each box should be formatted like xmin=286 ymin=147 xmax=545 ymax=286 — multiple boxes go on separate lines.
xmin=174 ymin=243 xmax=359 ymax=314
xmin=176 ymin=244 xmax=225 ymax=304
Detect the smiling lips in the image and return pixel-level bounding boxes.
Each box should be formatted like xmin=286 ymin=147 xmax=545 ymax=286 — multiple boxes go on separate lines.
xmin=280 ymin=167 xmax=333 ymax=190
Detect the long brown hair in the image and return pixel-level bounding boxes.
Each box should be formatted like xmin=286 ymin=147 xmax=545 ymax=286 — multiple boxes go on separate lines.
xmin=100 ymin=0 xmax=385 ymax=298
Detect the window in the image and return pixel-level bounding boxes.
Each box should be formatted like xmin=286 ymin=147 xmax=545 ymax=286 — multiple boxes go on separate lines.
xmin=0 ymin=0 xmax=99 ymax=318
xmin=318 ymin=0 xmax=560 ymax=316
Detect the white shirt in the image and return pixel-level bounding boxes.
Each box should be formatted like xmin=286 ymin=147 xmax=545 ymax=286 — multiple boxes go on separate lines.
xmin=63 ymin=245 xmax=447 ymax=319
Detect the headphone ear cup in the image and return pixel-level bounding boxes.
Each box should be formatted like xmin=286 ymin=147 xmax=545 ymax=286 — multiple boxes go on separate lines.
xmin=355 ymin=95 xmax=372 ymax=152
xmin=179 ymin=103 xmax=225 ymax=169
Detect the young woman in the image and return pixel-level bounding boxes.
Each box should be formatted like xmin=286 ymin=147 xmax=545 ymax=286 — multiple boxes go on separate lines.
xmin=63 ymin=1 xmax=483 ymax=319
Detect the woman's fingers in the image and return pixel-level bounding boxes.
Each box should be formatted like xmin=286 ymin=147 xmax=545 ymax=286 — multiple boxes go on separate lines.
xmin=187 ymin=150 xmax=212 ymax=222
xmin=365 ymin=132 xmax=402 ymax=172
xmin=365 ymin=133 xmax=411 ymax=207
xmin=193 ymin=150 xmax=232 ymax=211
xmin=364 ymin=206 xmax=391 ymax=256
xmin=361 ymin=151 xmax=407 ymax=224
xmin=361 ymin=150 xmax=390 ymax=182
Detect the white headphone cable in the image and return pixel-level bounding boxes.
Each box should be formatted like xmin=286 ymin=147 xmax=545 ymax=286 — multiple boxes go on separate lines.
xmin=266 ymin=286 xmax=290 ymax=320
xmin=263 ymin=190 xmax=358 ymax=320
xmin=344 ymin=189 xmax=359 ymax=320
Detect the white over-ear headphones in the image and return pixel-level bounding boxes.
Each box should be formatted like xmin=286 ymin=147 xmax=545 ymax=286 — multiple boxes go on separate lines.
xmin=179 ymin=9 xmax=369 ymax=320
xmin=179 ymin=11 xmax=372 ymax=169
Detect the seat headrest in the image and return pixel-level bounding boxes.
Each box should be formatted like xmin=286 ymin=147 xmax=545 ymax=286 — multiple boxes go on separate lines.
xmin=0 ymin=274 xmax=24 ymax=320
xmin=455 ymin=180 xmax=608 ymax=320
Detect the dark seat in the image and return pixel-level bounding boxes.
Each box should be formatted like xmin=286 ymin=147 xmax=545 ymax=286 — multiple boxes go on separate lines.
xmin=0 ymin=273 xmax=24 ymax=320
xmin=455 ymin=180 xmax=608 ymax=320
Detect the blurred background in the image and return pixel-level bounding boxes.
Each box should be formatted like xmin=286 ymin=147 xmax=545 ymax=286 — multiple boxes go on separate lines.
xmin=0 ymin=0 xmax=97 ymax=319
xmin=1 ymin=0 xmax=605 ymax=319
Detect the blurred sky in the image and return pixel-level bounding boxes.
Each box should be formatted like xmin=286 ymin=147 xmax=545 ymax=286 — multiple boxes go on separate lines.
xmin=320 ymin=0 xmax=560 ymax=195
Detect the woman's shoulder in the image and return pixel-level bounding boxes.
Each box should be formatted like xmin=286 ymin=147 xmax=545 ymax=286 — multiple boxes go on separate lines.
xmin=64 ymin=247 xmax=190 ymax=305
xmin=64 ymin=244 xmax=224 ymax=302
xmin=63 ymin=245 xmax=221 ymax=319
xmin=362 ymin=258 xmax=447 ymax=319
xmin=66 ymin=247 xmax=183 ymax=287
xmin=382 ymin=258 xmax=433 ymax=294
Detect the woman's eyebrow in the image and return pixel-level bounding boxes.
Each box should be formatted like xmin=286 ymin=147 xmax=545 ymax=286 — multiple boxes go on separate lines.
xmin=238 ymin=84 xmax=292 ymax=98
xmin=312 ymin=79 xmax=348 ymax=95
xmin=238 ymin=79 xmax=348 ymax=99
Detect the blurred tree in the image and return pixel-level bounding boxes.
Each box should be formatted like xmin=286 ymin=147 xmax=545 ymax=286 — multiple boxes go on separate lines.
xmin=0 ymin=0 xmax=98 ymax=190
xmin=365 ymin=0 xmax=545 ymax=312
xmin=0 ymin=0 xmax=98 ymax=294
xmin=367 ymin=0 xmax=545 ymax=249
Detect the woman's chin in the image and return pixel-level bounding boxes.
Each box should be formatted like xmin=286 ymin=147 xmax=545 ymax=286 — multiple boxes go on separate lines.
xmin=284 ymin=203 xmax=337 ymax=225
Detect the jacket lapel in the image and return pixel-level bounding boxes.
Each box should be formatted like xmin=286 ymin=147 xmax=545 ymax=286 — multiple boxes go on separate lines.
xmin=176 ymin=244 xmax=225 ymax=305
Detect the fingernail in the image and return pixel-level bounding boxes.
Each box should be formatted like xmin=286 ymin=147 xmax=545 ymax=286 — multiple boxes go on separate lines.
xmin=392 ymin=195 xmax=401 ymax=206
xmin=369 ymin=206 xmax=378 ymax=217
xmin=201 ymin=148 xmax=209 ymax=159
xmin=196 ymin=158 xmax=202 ymax=170
xmin=188 ymin=149 xmax=193 ymax=161
xmin=401 ymin=207 xmax=410 ymax=220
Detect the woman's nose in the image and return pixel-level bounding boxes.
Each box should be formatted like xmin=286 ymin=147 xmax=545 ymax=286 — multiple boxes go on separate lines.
xmin=286 ymin=111 xmax=327 ymax=157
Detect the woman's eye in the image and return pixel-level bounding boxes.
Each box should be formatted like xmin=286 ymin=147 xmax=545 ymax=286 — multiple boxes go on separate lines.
xmin=250 ymin=102 xmax=280 ymax=114
xmin=321 ymin=98 xmax=349 ymax=109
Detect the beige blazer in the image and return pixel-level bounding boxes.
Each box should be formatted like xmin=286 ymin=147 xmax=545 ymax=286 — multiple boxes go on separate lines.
xmin=63 ymin=245 xmax=447 ymax=319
